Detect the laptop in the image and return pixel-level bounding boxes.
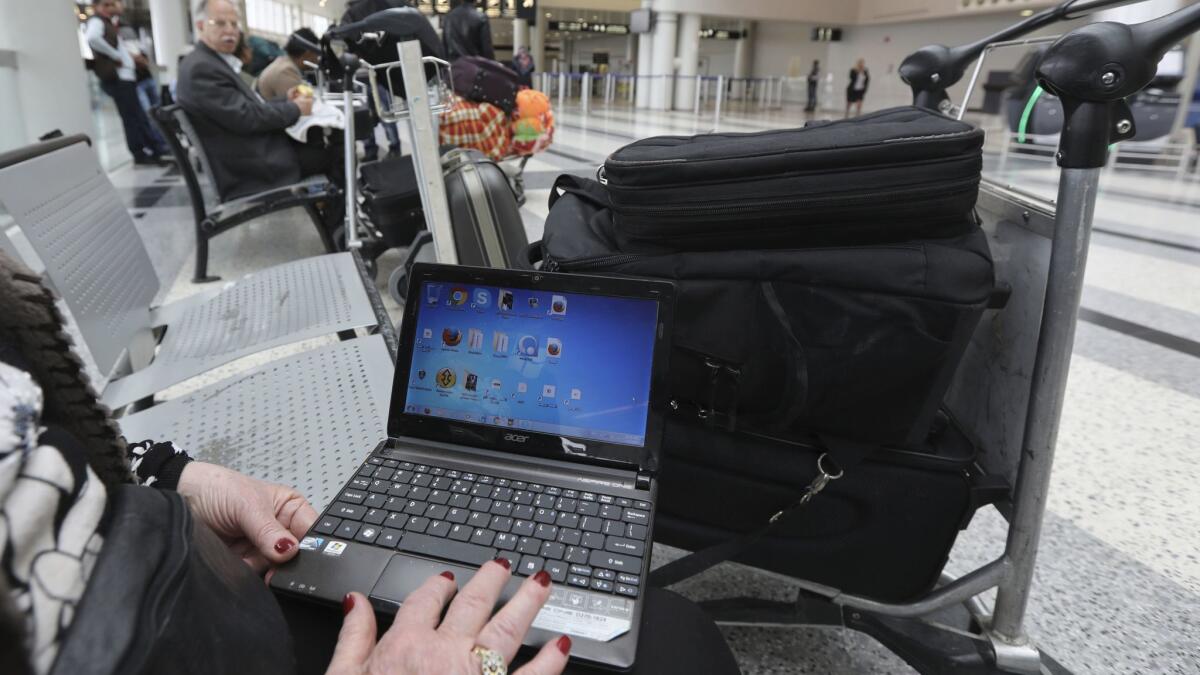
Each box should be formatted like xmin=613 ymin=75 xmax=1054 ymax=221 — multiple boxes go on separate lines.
xmin=271 ymin=263 xmax=675 ymax=670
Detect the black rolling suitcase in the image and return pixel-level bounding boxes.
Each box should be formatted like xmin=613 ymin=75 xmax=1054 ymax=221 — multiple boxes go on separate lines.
xmin=442 ymin=148 xmax=528 ymax=267
xmin=360 ymin=156 xmax=424 ymax=248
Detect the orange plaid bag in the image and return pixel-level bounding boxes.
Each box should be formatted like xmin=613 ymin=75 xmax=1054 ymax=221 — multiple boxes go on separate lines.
xmin=438 ymin=94 xmax=513 ymax=161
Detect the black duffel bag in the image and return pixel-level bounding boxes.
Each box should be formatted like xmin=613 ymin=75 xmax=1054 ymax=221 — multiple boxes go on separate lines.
xmin=451 ymin=56 xmax=521 ymax=113
xmin=524 ymin=174 xmax=994 ymax=448
xmin=601 ymin=106 xmax=984 ymax=251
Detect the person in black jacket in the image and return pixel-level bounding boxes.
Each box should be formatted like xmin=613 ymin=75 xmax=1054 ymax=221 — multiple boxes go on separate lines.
xmin=845 ymin=58 xmax=870 ymax=118
xmin=176 ymin=0 xmax=341 ymax=203
xmin=442 ymin=0 xmax=495 ymax=61
xmin=805 ymin=60 xmax=820 ymax=112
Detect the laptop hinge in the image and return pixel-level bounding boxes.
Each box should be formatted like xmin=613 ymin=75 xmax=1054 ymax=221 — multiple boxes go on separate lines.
xmin=635 ymin=471 xmax=652 ymax=491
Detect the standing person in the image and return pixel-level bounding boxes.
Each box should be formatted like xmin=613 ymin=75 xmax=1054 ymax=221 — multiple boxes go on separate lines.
xmin=845 ymin=58 xmax=870 ymax=118
xmin=805 ymin=59 xmax=820 ymax=112
xmin=86 ymin=0 xmax=169 ymax=165
xmin=339 ymin=1 xmax=407 ymax=160
xmin=441 ymin=0 xmax=495 ymax=61
xmin=511 ymin=46 xmax=535 ymax=88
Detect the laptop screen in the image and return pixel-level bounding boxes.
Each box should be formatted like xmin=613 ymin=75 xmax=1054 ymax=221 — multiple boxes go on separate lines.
xmin=389 ymin=265 xmax=674 ymax=472
xmin=402 ymin=281 xmax=658 ymax=447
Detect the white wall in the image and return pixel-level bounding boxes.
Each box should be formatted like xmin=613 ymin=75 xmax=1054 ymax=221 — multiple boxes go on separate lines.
xmin=698 ymin=38 xmax=737 ymax=76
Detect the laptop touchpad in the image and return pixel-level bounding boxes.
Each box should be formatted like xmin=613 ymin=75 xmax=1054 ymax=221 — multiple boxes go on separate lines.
xmin=370 ymin=556 xmax=634 ymax=643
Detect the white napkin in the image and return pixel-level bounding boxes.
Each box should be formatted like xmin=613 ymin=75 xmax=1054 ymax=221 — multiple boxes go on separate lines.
xmin=286 ymin=98 xmax=346 ymax=143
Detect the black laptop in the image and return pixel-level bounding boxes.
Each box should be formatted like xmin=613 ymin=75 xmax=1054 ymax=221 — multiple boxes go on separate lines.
xmin=272 ymin=263 xmax=675 ymax=670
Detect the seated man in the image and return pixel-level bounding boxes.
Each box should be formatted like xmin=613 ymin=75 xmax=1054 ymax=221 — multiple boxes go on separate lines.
xmin=257 ymin=28 xmax=320 ymax=102
xmin=177 ymin=0 xmax=341 ymax=206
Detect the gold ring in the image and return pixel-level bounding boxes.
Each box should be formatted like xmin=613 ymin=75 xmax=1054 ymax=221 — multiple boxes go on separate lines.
xmin=472 ymin=645 xmax=508 ymax=675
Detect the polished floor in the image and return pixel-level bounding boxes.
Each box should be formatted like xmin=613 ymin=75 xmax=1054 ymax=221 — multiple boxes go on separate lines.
xmin=98 ymin=98 xmax=1200 ymax=674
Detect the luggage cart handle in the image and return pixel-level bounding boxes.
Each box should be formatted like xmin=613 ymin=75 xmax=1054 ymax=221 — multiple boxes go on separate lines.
xmin=1036 ymin=1 xmax=1200 ymax=167
xmin=900 ymin=0 xmax=1142 ymax=112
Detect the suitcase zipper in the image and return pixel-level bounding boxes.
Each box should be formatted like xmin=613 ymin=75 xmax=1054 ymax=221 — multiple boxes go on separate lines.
xmin=615 ymin=178 xmax=978 ymax=220
xmin=542 ymin=252 xmax=647 ymax=272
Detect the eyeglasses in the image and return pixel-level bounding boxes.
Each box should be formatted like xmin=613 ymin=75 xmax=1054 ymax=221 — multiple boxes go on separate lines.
xmin=206 ymin=19 xmax=239 ymax=31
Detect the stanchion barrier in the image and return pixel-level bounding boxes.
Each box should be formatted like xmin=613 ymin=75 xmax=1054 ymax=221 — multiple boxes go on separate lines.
xmin=582 ymin=72 xmax=591 ymax=114
xmin=714 ymin=74 xmax=725 ymax=126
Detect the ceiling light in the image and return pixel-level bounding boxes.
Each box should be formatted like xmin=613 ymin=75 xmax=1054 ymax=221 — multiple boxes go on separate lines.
xmin=1019 ymin=9 xmax=1033 ymax=16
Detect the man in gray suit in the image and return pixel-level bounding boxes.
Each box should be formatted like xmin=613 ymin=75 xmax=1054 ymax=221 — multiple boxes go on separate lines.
xmin=177 ymin=0 xmax=339 ymax=202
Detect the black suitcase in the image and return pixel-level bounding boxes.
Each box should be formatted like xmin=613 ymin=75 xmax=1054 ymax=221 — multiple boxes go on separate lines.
xmin=360 ymin=156 xmax=424 ymax=248
xmin=525 ymin=175 xmax=994 ymax=448
xmin=655 ymin=414 xmax=1005 ymax=603
xmin=601 ymin=106 xmax=983 ymax=251
xmin=443 ymin=148 xmax=528 ymax=267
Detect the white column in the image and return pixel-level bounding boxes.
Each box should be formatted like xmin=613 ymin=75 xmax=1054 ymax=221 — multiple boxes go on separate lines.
xmin=0 ymin=0 xmax=94 ymax=152
xmin=149 ymin=0 xmax=191 ymax=81
xmin=672 ymin=12 xmax=700 ymax=111
xmin=513 ymin=18 xmax=529 ymax=53
xmin=635 ymin=31 xmax=653 ymax=107
xmin=648 ymin=10 xmax=677 ymax=110
xmin=530 ymin=22 xmax=544 ymax=74
xmin=732 ymin=21 xmax=753 ymax=100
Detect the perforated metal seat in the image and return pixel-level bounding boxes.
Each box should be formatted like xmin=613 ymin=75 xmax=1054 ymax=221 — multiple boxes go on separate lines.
xmin=0 ymin=135 xmax=382 ymax=410
xmin=117 ymin=335 xmax=394 ymax=507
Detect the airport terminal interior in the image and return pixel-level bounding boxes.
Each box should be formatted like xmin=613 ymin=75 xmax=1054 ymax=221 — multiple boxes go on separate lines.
xmin=1 ymin=0 xmax=1198 ymax=673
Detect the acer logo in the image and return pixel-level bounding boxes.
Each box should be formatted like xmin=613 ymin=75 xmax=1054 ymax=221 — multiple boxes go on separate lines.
xmin=504 ymin=434 xmax=529 ymax=443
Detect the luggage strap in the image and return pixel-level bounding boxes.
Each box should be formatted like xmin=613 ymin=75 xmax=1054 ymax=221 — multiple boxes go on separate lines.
xmin=648 ymin=434 xmax=875 ymax=589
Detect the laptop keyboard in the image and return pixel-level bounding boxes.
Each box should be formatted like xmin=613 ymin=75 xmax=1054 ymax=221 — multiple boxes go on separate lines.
xmin=312 ymin=454 xmax=651 ymax=599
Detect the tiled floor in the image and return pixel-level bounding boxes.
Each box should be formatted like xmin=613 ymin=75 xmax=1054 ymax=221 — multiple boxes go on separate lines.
xmin=102 ymin=99 xmax=1199 ymax=674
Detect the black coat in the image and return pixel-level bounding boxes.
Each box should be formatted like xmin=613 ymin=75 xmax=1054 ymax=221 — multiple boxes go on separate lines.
xmin=847 ymin=68 xmax=870 ymax=94
xmin=442 ymin=4 xmax=494 ymax=61
xmin=176 ymin=41 xmax=302 ymax=201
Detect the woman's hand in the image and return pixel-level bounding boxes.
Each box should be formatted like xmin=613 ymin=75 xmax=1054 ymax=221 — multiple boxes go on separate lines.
xmin=177 ymin=461 xmax=318 ymax=573
xmin=327 ymin=559 xmax=571 ymax=675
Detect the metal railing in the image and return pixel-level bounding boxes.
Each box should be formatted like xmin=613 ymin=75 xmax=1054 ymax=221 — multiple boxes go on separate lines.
xmin=535 ymin=72 xmax=790 ymax=122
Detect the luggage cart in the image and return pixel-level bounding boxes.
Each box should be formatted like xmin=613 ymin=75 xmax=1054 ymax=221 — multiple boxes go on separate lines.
xmin=316 ymin=37 xmax=457 ymax=276
xmin=676 ymin=3 xmax=1200 ymax=673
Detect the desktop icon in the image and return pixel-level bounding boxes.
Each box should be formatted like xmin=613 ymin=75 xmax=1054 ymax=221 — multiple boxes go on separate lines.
xmin=442 ymin=328 xmax=463 ymax=347
xmin=517 ymin=335 xmax=539 ymax=358
xmin=499 ymin=290 xmax=514 ymax=311
xmin=425 ymin=284 xmax=441 ymax=305
xmin=528 ymin=297 xmax=539 ymax=310
xmin=542 ymin=384 xmax=557 ymax=398
xmin=465 ymin=373 xmax=478 ymax=392
xmin=422 ymin=328 xmax=433 ymax=340
xmin=473 ymin=288 xmax=491 ymax=308
xmin=417 ymin=369 xmax=426 ymax=380
xmin=467 ymin=328 xmax=484 ymax=351
xmin=550 ymin=295 xmax=567 ymax=316
xmin=491 ymin=378 xmax=503 ymax=390
xmin=449 ymin=287 xmax=468 ymax=306
xmin=493 ymin=331 xmax=509 ymax=353
xmin=545 ymin=337 xmax=562 ymax=358
xmin=436 ymin=368 xmax=456 ymax=389
xmin=571 ymin=388 xmax=582 ymax=400
xmin=517 ymin=382 xmax=528 ymax=393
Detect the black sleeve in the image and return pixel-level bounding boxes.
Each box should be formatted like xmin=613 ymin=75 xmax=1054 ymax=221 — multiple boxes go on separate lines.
xmin=180 ymin=59 xmax=300 ymax=134
xmin=479 ymin=18 xmax=495 ymax=61
xmin=126 ymin=440 xmax=193 ymax=490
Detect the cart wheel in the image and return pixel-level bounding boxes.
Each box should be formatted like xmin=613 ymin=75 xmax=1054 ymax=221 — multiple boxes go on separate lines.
xmin=331 ymin=226 xmax=346 ymax=252
xmin=388 ymin=264 xmax=408 ymax=306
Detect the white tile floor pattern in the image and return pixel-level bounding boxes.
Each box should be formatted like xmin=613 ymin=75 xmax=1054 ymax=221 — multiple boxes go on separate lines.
xmin=100 ymin=100 xmax=1200 ymax=674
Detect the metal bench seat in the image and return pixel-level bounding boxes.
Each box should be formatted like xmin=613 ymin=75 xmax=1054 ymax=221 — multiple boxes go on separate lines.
xmin=152 ymin=105 xmax=339 ymax=282
xmin=117 ymin=334 xmax=393 ymax=507
xmin=0 ymin=135 xmax=382 ymax=411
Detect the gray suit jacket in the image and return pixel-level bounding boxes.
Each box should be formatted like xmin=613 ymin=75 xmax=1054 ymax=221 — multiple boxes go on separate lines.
xmin=177 ymin=42 xmax=302 ymax=201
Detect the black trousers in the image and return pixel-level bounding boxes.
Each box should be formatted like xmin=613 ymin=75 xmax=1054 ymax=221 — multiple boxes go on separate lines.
xmin=278 ymin=587 xmax=741 ymax=675
xmin=100 ymin=79 xmax=166 ymax=159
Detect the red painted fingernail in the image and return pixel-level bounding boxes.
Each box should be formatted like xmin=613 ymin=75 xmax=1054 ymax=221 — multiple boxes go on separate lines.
xmin=342 ymin=593 xmax=354 ymax=615
xmin=556 ymin=635 xmax=572 ymax=655
xmin=440 ymin=570 xmax=455 ymax=581
xmin=274 ymin=538 xmax=294 ymax=554
xmin=533 ymin=571 xmax=551 ymax=587
xmin=493 ymin=557 xmax=511 ymax=570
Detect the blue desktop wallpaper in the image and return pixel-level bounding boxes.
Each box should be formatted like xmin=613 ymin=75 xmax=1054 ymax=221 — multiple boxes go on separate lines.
xmin=403 ymin=282 xmax=660 ymax=447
